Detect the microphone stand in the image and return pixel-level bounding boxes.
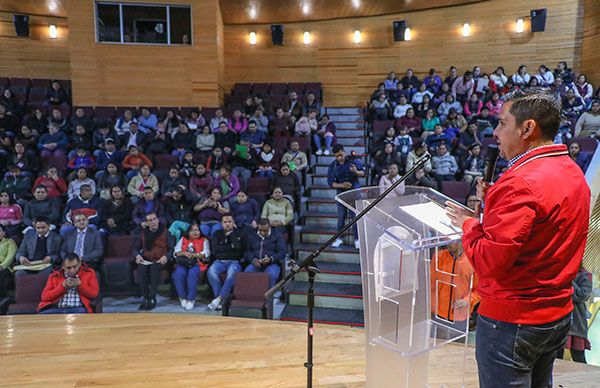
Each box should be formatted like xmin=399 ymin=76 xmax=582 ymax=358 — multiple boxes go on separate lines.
xmin=265 ymin=154 xmax=432 ymax=388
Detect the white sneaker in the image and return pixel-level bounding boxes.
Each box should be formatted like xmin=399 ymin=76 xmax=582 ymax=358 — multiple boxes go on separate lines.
xmin=208 ymin=296 xmax=222 ymax=311
xmin=180 ymin=298 xmax=188 ymax=308
xmin=354 ymin=240 xmax=361 ymax=250
xmin=324 ymin=149 xmax=331 ymax=156
xmin=185 ymin=300 xmax=195 ymax=310
xmin=316 ymin=149 xmax=323 ymax=156
xmin=332 ymin=238 xmax=343 ymax=248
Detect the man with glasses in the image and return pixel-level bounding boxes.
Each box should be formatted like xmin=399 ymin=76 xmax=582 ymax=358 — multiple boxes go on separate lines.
xmin=61 ymin=213 xmax=104 ymax=271
xmin=15 ymin=217 xmax=62 ymax=277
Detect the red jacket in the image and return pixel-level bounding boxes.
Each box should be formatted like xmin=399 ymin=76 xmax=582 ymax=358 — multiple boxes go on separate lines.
xmin=37 ymin=265 xmax=99 ymax=313
xmin=462 ymin=144 xmax=590 ymax=324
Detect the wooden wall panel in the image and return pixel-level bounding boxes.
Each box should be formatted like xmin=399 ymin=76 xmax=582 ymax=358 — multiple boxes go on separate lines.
xmin=0 ymin=10 xmax=69 ymax=79
xmin=68 ymin=0 xmax=224 ymax=107
xmin=224 ymin=0 xmax=584 ymax=106
xmin=581 ymin=0 xmax=600 ymax=88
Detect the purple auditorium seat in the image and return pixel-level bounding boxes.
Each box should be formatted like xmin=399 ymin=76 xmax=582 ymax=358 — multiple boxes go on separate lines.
xmin=233 ymin=83 xmax=252 ymax=97
xmin=441 ymin=181 xmax=471 ymax=204
xmin=287 ymin=82 xmax=305 ymax=95
xmin=269 ymin=83 xmax=287 ymax=96
xmin=102 ymin=235 xmax=135 ymax=296
xmin=571 ymin=137 xmax=598 ymax=154
xmin=373 ymin=120 xmax=394 ymax=136
xmin=7 ymin=273 xmax=49 ymax=314
xmin=223 ymin=272 xmax=273 ymax=319
xmin=252 ymin=83 xmax=270 ymax=96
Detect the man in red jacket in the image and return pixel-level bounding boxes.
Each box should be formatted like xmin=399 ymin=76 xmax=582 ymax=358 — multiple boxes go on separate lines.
xmin=446 ymin=88 xmax=590 ymax=387
xmin=38 ymin=252 xmax=99 ymax=314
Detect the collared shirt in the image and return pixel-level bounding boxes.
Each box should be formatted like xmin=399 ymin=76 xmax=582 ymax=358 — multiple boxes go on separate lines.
xmin=507 ymin=144 xmax=558 ymax=169
xmin=58 ymin=283 xmax=82 ymax=308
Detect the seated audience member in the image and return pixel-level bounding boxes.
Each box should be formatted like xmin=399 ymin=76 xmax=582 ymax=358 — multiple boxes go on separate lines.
xmin=271 ymin=163 xmax=300 ymax=203
xmin=230 ymin=140 xmax=257 ymax=190
xmin=37 ymin=252 xmax=99 ymax=314
xmin=38 ymin=123 xmax=68 ymax=159
xmin=406 ymin=167 xmax=437 ymax=189
xmin=209 ymin=109 xmax=229 ymax=131
xmin=67 ymin=148 xmax=94 ymax=171
xmin=372 ymin=126 xmax=397 ymax=159
xmin=25 ymin=109 xmax=46 ymax=134
xmin=0 ymin=165 xmax=31 ymax=201
xmin=431 ymin=144 xmax=458 ymax=184
xmin=552 ymin=76 xmax=570 ymax=101
xmin=122 ymin=146 xmax=153 ymax=178
xmin=374 ymin=143 xmax=403 ymax=180
xmin=15 ymin=217 xmax=62 ymax=277
xmin=214 ymin=121 xmax=238 ymax=155
xmin=261 ymin=187 xmax=293 ymax=234
xmin=396 ymin=108 xmax=422 ymax=138
xmin=406 ymin=142 xmax=433 ymax=174
xmin=229 ymin=190 xmax=260 ymax=231
xmin=127 ymin=164 xmax=159 ymax=201
xmin=101 ymin=186 xmax=133 ymax=235
xmin=294 ymin=111 xmax=317 ymax=137
xmin=61 ymin=213 xmax=104 ymax=271
xmin=228 ymin=109 xmax=248 ymax=134
xmin=304 ymin=92 xmax=321 ymax=114
xmin=269 ymin=108 xmax=290 ymax=137
xmin=421 ymin=109 xmax=441 ymax=139
xmin=535 ymin=65 xmax=555 ymax=87
xmin=10 ymin=142 xmax=36 ymax=176
xmin=445 ymin=108 xmax=468 ymax=134
xmin=206 ymin=147 xmax=227 ymax=177
xmin=95 ymin=139 xmax=125 ymax=175
xmin=0 ymin=225 xmax=16 ymax=297
xmin=425 ymin=124 xmax=450 ymax=153
xmin=562 ymin=88 xmax=585 ymax=119
xmin=185 ymin=108 xmax=205 ymax=130
xmin=473 ymin=107 xmax=498 ymax=138
xmin=132 ymin=187 xmax=165 ymax=231
xmin=137 ymin=108 xmax=158 ymax=133
xmin=97 ymin=163 xmax=126 ymax=200
xmin=314 ymin=114 xmax=336 ymax=156
xmin=1 ymin=88 xmax=23 ymax=118
xmin=463 ymin=93 xmax=483 ymax=119
xmin=177 ymin=151 xmax=196 ymax=178
xmin=121 ymin=122 xmax=147 ymax=150
xmin=281 ymin=140 xmax=308 ymax=178
xmin=412 ymin=83 xmax=434 ymax=105
xmin=194 ymin=187 xmax=229 ymax=237
xmin=189 ymin=163 xmax=214 ymax=201
xmin=114 ymin=109 xmax=137 ymax=137
xmin=554 ymin=61 xmax=574 ymax=85
xmin=370 ymin=93 xmax=392 ymax=121
xmin=371 ymin=83 xmax=386 ymax=102
xmin=423 ymin=68 xmax=443 ymax=94
xmin=161 ymin=109 xmax=181 ymax=133
xmin=61 ymin=184 xmax=102 ymax=234
xmin=511 ymin=64 xmax=531 ymax=87
xmin=378 ymin=163 xmax=406 ymax=196
xmin=67 ymin=167 xmax=96 ymax=200
xmin=172 ymin=222 xmax=210 ymax=310
xmin=392 ymin=95 xmax=411 ymax=119
xmin=162 ymin=167 xmax=188 ymax=196
xmin=451 ymin=71 xmax=474 ymax=104
xmin=207 ymin=214 xmax=245 ymax=311
xmin=92 ymin=123 xmax=120 ymax=153
xmin=143 ymin=125 xmax=171 ymax=162
xmin=256 ymin=142 xmax=278 ymax=178
xmin=569 ymin=142 xmax=591 ymax=172
xmin=214 ymin=165 xmax=240 ymax=202
xmin=172 ymin=123 xmax=196 ymax=160
xmin=456 ymin=123 xmax=482 ymax=158
xmin=165 ymin=187 xmax=194 ymax=240
xmin=44 ymin=80 xmax=69 ymax=108
xmin=574 ymin=100 xmax=600 ymax=138
xmin=23 ymin=186 xmax=61 ymax=230
xmin=196 ymin=124 xmax=215 ymax=156
xmin=69 ymin=125 xmax=93 ymax=157
xmin=244 ymin=218 xmax=286 ymax=288
xmin=283 ymin=91 xmax=304 ymax=123
xmin=33 ymin=167 xmax=67 ymax=199
xmin=574 ymin=74 xmax=594 ymax=103
xmin=240 ymin=121 xmax=265 ymax=152
xmin=489 ymin=67 xmax=508 ymax=89
xmin=0 ymin=191 xmax=22 ymax=237
xmin=433 ymin=82 xmax=451 ymax=104
xmin=461 ymin=144 xmax=485 ymax=185
xmin=47 ymin=109 xmax=68 ymax=133
xmin=384 ymin=71 xmax=399 ymax=93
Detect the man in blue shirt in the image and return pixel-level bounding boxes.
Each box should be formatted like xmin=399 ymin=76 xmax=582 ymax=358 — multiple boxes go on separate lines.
xmin=327 ymin=144 xmax=365 ymax=249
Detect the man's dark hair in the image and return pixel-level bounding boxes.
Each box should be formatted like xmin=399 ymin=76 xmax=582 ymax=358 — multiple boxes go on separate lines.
xmin=258 ymin=218 xmax=270 ymax=227
xmin=34 ymin=185 xmax=48 ymax=192
xmin=505 ymin=88 xmax=561 ymax=141
xmin=332 ymin=144 xmax=344 ymax=154
xmin=221 ymin=213 xmax=233 ymax=221
xmin=34 ymin=216 xmax=50 ymax=225
xmin=64 ymin=252 xmax=82 ymax=263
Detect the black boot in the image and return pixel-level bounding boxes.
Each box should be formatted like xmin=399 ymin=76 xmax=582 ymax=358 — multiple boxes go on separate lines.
xmin=147 ymin=297 xmax=156 ymax=310
xmin=138 ymin=299 xmax=148 ymax=311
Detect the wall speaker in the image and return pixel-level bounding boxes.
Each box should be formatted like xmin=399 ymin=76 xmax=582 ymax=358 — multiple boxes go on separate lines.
xmin=271 ymin=24 xmax=284 ymax=45
xmin=530 ymin=9 xmax=547 ymax=32
xmin=393 ymin=21 xmax=407 ymax=42
xmin=13 ymin=14 xmax=30 ymax=37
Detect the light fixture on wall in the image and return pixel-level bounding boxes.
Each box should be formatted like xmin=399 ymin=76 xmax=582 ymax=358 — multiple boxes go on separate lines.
xmin=249 ymin=31 xmax=257 ymax=45
xmin=353 ymin=30 xmax=361 ymax=44
xmin=462 ymin=23 xmax=471 ymax=37
xmin=248 ymin=7 xmax=257 ymax=19
xmin=303 ymin=31 xmax=311 ymax=45
xmin=48 ymin=24 xmax=58 ymax=39
xmin=404 ymin=27 xmax=412 ymax=41
xmin=301 ymin=1 xmax=311 ymax=15
xmin=351 ymin=0 xmax=361 ymax=9
xmin=515 ymin=18 xmax=525 ymax=34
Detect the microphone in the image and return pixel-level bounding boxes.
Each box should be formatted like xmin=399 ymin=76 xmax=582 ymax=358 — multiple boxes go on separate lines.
xmin=483 ymin=145 xmax=500 ymax=184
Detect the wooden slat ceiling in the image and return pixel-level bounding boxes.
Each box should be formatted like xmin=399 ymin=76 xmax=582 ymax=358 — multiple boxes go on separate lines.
xmin=0 ymin=0 xmax=67 ymax=18
xmin=219 ymin=0 xmax=487 ymax=24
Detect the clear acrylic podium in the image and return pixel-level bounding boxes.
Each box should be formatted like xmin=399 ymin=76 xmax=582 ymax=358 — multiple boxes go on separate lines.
xmin=336 ymin=186 xmax=473 ymax=388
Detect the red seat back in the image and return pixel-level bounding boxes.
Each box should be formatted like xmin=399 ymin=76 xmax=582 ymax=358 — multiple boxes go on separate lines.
xmin=232 ymin=272 xmax=269 ymax=301
xmin=14 ymin=273 xmax=49 ymax=304
xmin=105 ymin=235 xmax=134 ymax=258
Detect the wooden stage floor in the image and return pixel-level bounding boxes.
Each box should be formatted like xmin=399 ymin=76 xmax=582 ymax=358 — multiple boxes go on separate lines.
xmin=1 ymin=313 xmax=599 ymax=387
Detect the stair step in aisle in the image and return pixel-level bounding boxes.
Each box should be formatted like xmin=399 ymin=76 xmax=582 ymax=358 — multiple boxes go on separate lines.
xmin=279 ymin=106 xmax=368 ymax=327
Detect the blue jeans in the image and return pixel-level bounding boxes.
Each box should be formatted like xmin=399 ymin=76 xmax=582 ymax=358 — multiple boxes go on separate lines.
xmin=40 ymin=306 xmax=87 ymax=314
xmin=232 ymin=166 xmax=251 ymax=191
xmin=172 ymin=264 xmax=201 ymax=301
xmin=475 ymin=313 xmax=572 ymax=388
xmin=200 ymin=222 xmax=222 ymax=237
xmin=245 ymin=263 xmax=280 ymax=288
xmin=313 ymin=134 xmax=333 ymax=152
xmin=207 ymin=260 xmax=241 ymax=300
xmin=336 ymin=200 xmax=358 ymax=240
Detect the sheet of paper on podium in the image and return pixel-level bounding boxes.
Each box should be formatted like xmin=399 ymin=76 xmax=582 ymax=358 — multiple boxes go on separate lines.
xmin=399 ymin=202 xmax=462 ymax=235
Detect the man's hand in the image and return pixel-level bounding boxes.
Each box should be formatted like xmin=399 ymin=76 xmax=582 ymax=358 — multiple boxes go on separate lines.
xmin=107 ymin=218 xmax=116 ymax=228
xmin=71 ymin=277 xmax=81 ymax=287
xmin=445 ymin=201 xmax=476 ymax=228
xmin=252 ymin=258 xmax=261 ymax=268
xmin=260 ymin=257 xmax=271 ymax=266
xmin=135 ymin=255 xmax=144 ymax=264
xmin=453 ymin=299 xmax=469 ymax=309
xmin=63 ymin=279 xmax=71 ymax=289
xmin=19 ymin=256 xmax=31 ymax=266
xmin=475 ymin=177 xmax=491 ymax=201
xmin=42 ymin=256 xmax=51 ymax=264
xmin=251 ymin=220 xmax=257 ymax=229
xmin=158 ymin=256 xmax=168 ymax=265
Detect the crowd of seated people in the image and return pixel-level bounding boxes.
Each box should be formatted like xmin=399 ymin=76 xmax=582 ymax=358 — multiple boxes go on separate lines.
xmin=0 ymin=83 xmax=327 ymax=313
xmin=368 ymin=63 xmax=599 ymax=189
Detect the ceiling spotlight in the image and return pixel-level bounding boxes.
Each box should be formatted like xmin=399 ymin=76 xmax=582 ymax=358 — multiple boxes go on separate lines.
xmin=249 ymin=32 xmax=257 ymax=45
xmin=303 ymin=31 xmax=311 ymax=45
xmin=249 ymin=7 xmax=257 ymax=19
xmin=302 ymin=2 xmax=311 ymax=15
xmin=516 ymin=18 xmax=524 ymax=33
xmin=353 ymin=30 xmax=361 ymax=44
xmin=462 ymin=23 xmax=471 ymax=37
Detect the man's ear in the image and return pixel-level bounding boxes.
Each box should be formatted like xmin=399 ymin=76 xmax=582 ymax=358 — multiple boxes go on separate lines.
xmin=521 ymin=119 xmax=537 ymax=140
